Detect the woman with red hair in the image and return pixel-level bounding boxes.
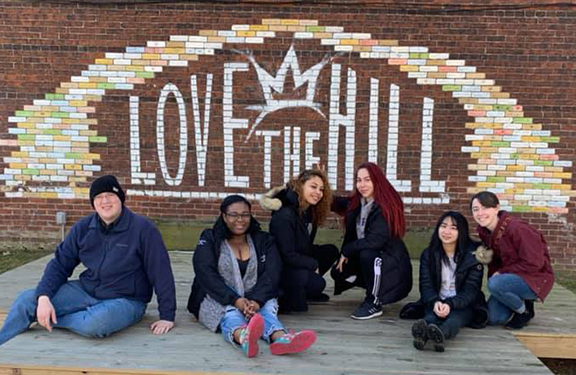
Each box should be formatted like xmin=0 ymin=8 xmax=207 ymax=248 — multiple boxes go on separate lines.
xmin=331 ymin=162 xmax=413 ymax=320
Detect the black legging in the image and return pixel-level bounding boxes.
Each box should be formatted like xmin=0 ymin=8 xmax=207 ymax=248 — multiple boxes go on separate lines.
xmin=330 ymin=248 xmax=382 ymax=301
xmin=279 ymin=244 xmax=339 ymax=312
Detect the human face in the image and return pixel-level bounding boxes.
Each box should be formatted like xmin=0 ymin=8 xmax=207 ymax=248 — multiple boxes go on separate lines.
xmin=438 ymin=217 xmax=459 ymax=248
xmin=93 ymin=192 xmax=122 ymax=225
xmin=471 ymin=198 xmax=500 ymax=232
xmin=302 ymin=176 xmax=324 ymax=206
xmin=356 ymin=168 xmax=374 ymax=200
xmin=223 ymin=202 xmax=251 ymax=236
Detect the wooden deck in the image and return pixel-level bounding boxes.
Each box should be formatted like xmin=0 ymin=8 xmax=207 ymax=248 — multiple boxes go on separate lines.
xmin=0 ymin=252 xmax=574 ymax=375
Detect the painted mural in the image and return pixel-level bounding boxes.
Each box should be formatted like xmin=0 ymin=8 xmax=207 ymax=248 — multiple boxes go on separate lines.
xmin=0 ymin=18 xmax=573 ymax=214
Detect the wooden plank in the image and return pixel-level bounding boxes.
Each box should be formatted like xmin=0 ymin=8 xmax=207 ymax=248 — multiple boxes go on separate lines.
xmin=514 ymin=332 xmax=576 ymax=359
xmin=0 ymin=311 xmax=5 ymax=326
xmin=0 ymin=364 xmax=246 ymax=375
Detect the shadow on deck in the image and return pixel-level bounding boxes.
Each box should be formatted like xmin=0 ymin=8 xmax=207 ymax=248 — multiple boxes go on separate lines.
xmin=0 ymin=252 xmax=574 ymax=375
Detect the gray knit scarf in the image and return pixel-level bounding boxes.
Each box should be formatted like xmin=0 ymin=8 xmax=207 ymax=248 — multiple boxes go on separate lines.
xmin=356 ymin=198 xmax=375 ymax=240
xmin=198 ymin=235 xmax=258 ymax=332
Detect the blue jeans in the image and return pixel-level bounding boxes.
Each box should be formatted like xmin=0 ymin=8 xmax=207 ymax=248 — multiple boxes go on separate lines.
xmin=487 ymin=273 xmax=537 ymax=325
xmin=220 ymin=299 xmax=285 ymax=346
xmin=0 ymin=280 xmax=146 ymax=346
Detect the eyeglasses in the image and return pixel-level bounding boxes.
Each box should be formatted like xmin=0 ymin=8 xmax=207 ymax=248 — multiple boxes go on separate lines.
xmin=224 ymin=212 xmax=251 ymax=220
xmin=94 ymin=192 xmax=117 ymax=203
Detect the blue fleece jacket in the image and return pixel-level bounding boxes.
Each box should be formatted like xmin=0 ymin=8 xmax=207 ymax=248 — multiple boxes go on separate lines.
xmin=35 ymin=207 xmax=176 ymax=321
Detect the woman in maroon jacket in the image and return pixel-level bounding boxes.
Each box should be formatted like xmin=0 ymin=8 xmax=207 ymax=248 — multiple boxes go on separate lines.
xmin=470 ymin=191 xmax=554 ymax=329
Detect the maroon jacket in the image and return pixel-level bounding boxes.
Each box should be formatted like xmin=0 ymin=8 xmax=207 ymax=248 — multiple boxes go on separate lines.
xmin=477 ymin=211 xmax=554 ymax=301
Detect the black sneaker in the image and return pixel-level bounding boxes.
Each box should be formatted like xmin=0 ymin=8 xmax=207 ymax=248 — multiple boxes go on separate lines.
xmin=307 ymin=293 xmax=330 ymax=304
xmin=427 ymin=324 xmax=445 ymax=352
xmin=526 ymin=300 xmax=535 ymax=319
xmin=350 ymin=299 xmax=382 ymax=320
xmin=505 ymin=310 xmax=532 ymax=330
xmin=411 ymin=319 xmax=428 ymax=350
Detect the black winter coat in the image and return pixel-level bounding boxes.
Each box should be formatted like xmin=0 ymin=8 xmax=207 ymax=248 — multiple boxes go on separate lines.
xmin=269 ymin=188 xmax=319 ymax=271
xmin=340 ymin=200 xmax=413 ymax=305
xmin=404 ymin=243 xmax=488 ymax=328
xmin=187 ymin=228 xmax=282 ymax=318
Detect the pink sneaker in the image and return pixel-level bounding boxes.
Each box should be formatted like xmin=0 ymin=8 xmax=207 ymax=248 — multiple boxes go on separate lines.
xmin=270 ymin=330 xmax=317 ymax=355
xmin=239 ymin=313 xmax=264 ymax=358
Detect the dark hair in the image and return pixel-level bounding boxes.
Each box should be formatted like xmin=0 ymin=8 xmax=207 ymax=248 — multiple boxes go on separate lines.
xmin=469 ymin=191 xmax=500 ymax=210
xmin=213 ymin=194 xmax=260 ymax=244
xmin=428 ymin=211 xmax=473 ymax=265
xmin=288 ymin=169 xmax=332 ymax=226
xmin=348 ymin=162 xmax=405 ymax=238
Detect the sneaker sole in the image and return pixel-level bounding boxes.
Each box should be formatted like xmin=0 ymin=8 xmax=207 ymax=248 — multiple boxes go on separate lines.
xmin=244 ymin=314 xmax=264 ymax=358
xmin=350 ymin=310 xmax=383 ymax=320
xmin=427 ymin=325 xmax=445 ymax=353
xmin=411 ymin=320 xmax=428 ymax=350
xmin=270 ymin=330 xmax=317 ymax=355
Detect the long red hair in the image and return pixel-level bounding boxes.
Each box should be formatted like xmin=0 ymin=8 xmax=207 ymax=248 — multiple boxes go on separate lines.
xmin=347 ymin=162 xmax=406 ymax=238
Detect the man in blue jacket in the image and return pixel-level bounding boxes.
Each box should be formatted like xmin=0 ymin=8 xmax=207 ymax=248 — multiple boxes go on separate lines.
xmin=0 ymin=175 xmax=176 ymax=345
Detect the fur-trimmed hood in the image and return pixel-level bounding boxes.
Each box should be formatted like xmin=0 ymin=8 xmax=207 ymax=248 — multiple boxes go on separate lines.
xmin=259 ymin=184 xmax=299 ymax=212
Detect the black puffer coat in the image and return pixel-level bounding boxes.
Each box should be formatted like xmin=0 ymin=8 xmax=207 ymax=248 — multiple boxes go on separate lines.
xmin=339 ymin=200 xmax=413 ymax=305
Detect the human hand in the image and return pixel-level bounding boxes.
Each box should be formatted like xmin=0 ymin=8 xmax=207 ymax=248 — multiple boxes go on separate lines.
xmin=434 ymin=301 xmax=450 ymax=318
xmin=36 ymin=296 xmax=57 ymax=332
xmin=234 ymin=297 xmax=250 ymax=313
xmin=150 ymin=320 xmax=174 ymax=335
xmin=336 ymin=256 xmax=348 ymax=272
xmin=244 ymin=300 xmax=260 ymax=319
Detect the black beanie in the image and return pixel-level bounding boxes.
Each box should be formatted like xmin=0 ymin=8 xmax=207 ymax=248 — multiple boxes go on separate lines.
xmin=90 ymin=175 xmax=126 ymax=208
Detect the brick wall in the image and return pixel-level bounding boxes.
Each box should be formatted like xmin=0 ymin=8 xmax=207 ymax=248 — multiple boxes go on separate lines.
xmin=1 ymin=1 xmax=575 ymax=273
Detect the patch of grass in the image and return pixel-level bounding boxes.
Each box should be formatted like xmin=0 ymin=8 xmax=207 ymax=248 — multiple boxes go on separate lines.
xmin=555 ymin=272 xmax=576 ymax=295
xmin=0 ymin=249 xmax=53 ymax=275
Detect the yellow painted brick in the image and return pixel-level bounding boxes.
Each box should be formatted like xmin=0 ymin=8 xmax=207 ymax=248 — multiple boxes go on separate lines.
xmin=458 ymin=98 xmax=480 ymax=104
xmin=470 ymin=152 xmax=491 ymax=159
xmin=40 ymin=192 xmax=58 ymax=198
xmin=69 ymin=176 xmax=87 ymax=183
xmin=352 ymin=46 xmax=371 ymax=52
xmin=516 ymin=148 xmax=536 ymax=154
xmin=9 ymin=163 xmax=26 ymax=169
xmin=27 ymin=129 xmax=42 ymax=134
xmin=262 ymin=19 xmax=282 ymax=25
xmin=17 ymin=123 xmax=35 ymax=129
xmin=36 ymin=147 xmax=52 ymax=152
xmin=250 ymin=25 xmax=269 ymax=31
xmin=181 ymin=54 xmax=199 ymax=61
xmin=79 ymin=82 xmax=98 ymax=89
xmin=466 ymin=73 xmax=487 ymax=79
xmin=553 ymin=172 xmax=572 ymax=179
xmin=55 ymin=88 xmax=70 ymax=94
xmin=54 ymin=135 xmax=71 ymax=141
xmin=552 ymin=184 xmax=571 ymax=190
xmin=83 ymin=95 xmax=102 ymax=102
xmin=496 ymin=171 xmax=516 ymax=177
xmin=427 ymin=72 xmax=447 ymax=78
xmin=163 ymin=48 xmax=185 ymax=54
xmin=142 ymin=53 xmax=160 ymax=59
xmin=314 ymin=32 xmax=332 ymax=38
xmin=237 ymin=31 xmax=256 ymax=37
xmin=268 ymin=25 xmax=288 ymax=32
xmin=280 ymin=19 xmax=300 ymax=25
xmin=79 ymin=130 xmax=98 ymax=136
xmin=506 ymin=111 xmax=524 ymax=117
xmin=299 ymin=20 xmax=318 ymax=26
xmin=199 ymin=30 xmax=217 ymax=36
xmin=108 ymin=65 xmax=126 ymax=71
xmin=490 ymin=92 xmax=510 ymax=99
xmin=482 ymin=86 xmax=502 ymax=92
xmin=427 ymin=60 xmax=447 ymax=66
xmin=379 ymin=39 xmax=398 ymax=46
xmin=39 ymin=158 xmax=56 ymax=163
xmin=71 ymin=142 xmax=90 ymax=148
xmin=125 ymin=65 xmax=145 ymax=72
xmin=533 ymin=207 xmax=549 ymax=213
xmin=523 ymin=124 xmax=542 ymax=130
xmin=207 ymin=36 xmax=226 ymax=43
xmin=477 ymin=182 xmax=496 ymax=188
xmin=61 ymin=82 xmax=79 ymax=88
xmin=65 ymin=164 xmax=82 ymax=171
xmin=11 ymin=152 xmax=28 ymax=158
xmin=166 ymin=42 xmax=185 ymax=48
xmin=340 ymin=39 xmax=359 ymax=45
xmin=132 ymin=59 xmax=151 ymax=66
xmin=95 ymin=58 xmax=113 ymax=65
xmin=400 ymin=65 xmax=419 ymax=72
xmin=544 ymin=167 xmax=563 ymax=172
xmin=505 ymin=189 xmax=524 ymax=194
xmin=467 ymin=164 xmax=485 ymax=170
xmin=506 ymin=165 xmax=525 ymax=171
xmin=39 ymin=169 xmax=57 ymax=175
xmin=84 ymin=153 xmax=100 ymax=160
xmin=520 ymin=136 xmax=541 ymax=142
xmin=518 ymin=154 xmax=539 ymax=160
xmin=69 ymin=100 xmax=88 ymax=107
xmin=478 ymin=147 xmax=498 ymax=153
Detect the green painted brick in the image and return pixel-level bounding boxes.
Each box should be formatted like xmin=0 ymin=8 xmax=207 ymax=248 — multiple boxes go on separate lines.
xmin=493 ymin=104 xmax=511 ymax=111
xmin=45 ymin=93 xmax=64 ymax=100
xmin=89 ymin=136 xmax=107 ymax=143
xmin=51 ymin=112 xmax=69 ymax=118
xmin=17 ymin=134 xmax=35 ymax=141
xmin=487 ymin=177 xmax=506 ymax=182
xmin=44 ymin=130 xmax=61 ymax=135
xmin=513 ymin=117 xmax=533 ymax=124
xmin=512 ymin=205 xmax=531 ymax=213
xmin=97 ymin=83 xmax=116 ymax=89
xmin=442 ymin=85 xmax=462 ymax=92
xmin=15 ymin=110 xmax=34 ymax=117
xmin=541 ymin=136 xmax=560 ymax=143
xmin=491 ymin=141 xmax=510 ymax=147
xmin=306 ymin=26 xmax=325 ymax=32
xmin=23 ymin=169 xmax=39 ymax=175
xmin=533 ymin=183 xmax=551 ymax=189
xmin=65 ymin=153 xmax=83 ymax=159
xmin=534 ymin=160 xmax=553 ymax=166
xmin=136 ymin=72 xmax=155 ymax=79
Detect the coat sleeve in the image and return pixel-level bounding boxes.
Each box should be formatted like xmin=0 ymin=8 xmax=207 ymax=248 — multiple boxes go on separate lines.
xmin=499 ymin=222 xmax=548 ymax=275
xmin=141 ymin=223 xmax=177 ymax=322
xmin=245 ymin=233 xmax=281 ymax=306
xmin=418 ymin=248 xmax=439 ymax=308
xmin=341 ymin=210 xmax=391 ymax=258
xmin=269 ymin=209 xmax=318 ymax=271
xmin=444 ymin=255 xmax=483 ymax=311
xmin=35 ymin=223 xmax=82 ymax=299
xmin=193 ymin=230 xmax=240 ymax=306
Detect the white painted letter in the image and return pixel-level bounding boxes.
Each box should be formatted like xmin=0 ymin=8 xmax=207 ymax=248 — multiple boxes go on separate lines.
xmin=284 ymin=126 xmax=301 ymax=182
xmin=386 ymin=84 xmax=411 ymax=192
xmin=419 ymin=97 xmax=446 ymax=193
xmin=156 ymin=84 xmax=187 ymax=186
xmin=305 ymin=131 xmax=321 ymax=170
xmin=190 ymin=74 xmax=213 ymax=187
xmin=129 ymin=96 xmax=156 ymax=185
xmin=368 ymin=78 xmax=379 ymax=163
xmin=255 ymin=130 xmax=281 ymax=188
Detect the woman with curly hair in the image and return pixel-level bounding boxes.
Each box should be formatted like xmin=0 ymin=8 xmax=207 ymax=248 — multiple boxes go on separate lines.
xmin=331 ymin=162 xmax=412 ymax=320
xmin=260 ymin=169 xmax=339 ymax=313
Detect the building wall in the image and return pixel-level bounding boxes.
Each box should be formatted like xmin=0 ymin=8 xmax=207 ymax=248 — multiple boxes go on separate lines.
xmin=1 ymin=1 xmax=575 ymax=271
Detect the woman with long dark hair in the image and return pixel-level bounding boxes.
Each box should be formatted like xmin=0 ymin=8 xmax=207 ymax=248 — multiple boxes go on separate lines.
xmin=410 ymin=211 xmax=487 ymax=352
xmin=470 ymin=191 xmax=554 ymax=329
xmin=187 ymin=195 xmax=316 ymax=357
xmin=260 ymin=169 xmax=339 ymax=313
xmin=331 ymin=162 xmax=412 ymax=320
